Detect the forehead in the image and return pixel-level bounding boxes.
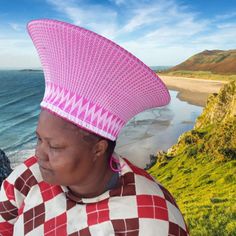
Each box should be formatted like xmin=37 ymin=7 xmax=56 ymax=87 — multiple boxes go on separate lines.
xmin=36 ymin=109 xmax=80 ymax=137
xmin=36 ymin=110 xmax=100 ymax=144
xmin=39 ymin=109 xmax=76 ymax=128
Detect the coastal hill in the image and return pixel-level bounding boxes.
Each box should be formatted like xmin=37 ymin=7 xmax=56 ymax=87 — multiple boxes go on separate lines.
xmin=148 ymin=81 xmax=236 ymax=235
xmin=169 ymin=49 xmax=236 ymax=75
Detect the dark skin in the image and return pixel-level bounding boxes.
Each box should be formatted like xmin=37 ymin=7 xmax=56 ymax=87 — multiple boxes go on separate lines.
xmin=35 ymin=109 xmax=114 ymax=198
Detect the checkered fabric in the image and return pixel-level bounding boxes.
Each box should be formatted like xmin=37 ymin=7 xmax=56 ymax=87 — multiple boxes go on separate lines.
xmin=0 ymin=154 xmax=189 ymax=236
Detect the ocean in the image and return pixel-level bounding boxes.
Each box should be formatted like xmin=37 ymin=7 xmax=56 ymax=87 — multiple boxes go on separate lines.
xmin=0 ymin=70 xmax=203 ymax=168
xmin=0 ymin=70 xmax=44 ymax=166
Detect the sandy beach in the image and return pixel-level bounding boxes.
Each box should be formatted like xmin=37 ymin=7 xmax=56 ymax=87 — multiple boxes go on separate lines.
xmin=160 ymin=75 xmax=228 ymax=107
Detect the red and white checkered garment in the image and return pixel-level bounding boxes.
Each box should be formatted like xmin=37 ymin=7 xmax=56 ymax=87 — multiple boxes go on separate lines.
xmin=0 ymin=154 xmax=189 ymax=236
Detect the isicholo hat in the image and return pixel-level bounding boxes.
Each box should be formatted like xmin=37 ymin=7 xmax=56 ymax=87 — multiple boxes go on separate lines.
xmin=27 ymin=19 xmax=170 ymax=141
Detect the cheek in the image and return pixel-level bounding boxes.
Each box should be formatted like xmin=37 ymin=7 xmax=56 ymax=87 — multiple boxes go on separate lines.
xmin=43 ymin=152 xmax=78 ymax=184
xmin=48 ymin=149 xmax=87 ymax=173
xmin=47 ymin=150 xmax=94 ymax=185
xmin=48 ymin=151 xmax=74 ymax=169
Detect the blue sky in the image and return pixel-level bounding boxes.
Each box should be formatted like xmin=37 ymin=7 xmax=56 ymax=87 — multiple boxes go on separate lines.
xmin=0 ymin=0 xmax=236 ymax=68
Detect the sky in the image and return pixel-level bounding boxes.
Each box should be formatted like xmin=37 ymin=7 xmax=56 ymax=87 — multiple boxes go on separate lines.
xmin=0 ymin=0 xmax=236 ymax=69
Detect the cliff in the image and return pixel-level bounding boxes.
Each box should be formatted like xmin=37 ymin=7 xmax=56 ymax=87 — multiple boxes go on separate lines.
xmin=148 ymin=81 xmax=236 ymax=235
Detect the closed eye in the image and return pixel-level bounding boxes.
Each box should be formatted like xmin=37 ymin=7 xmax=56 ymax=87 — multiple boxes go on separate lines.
xmin=49 ymin=145 xmax=63 ymax=150
xmin=35 ymin=131 xmax=65 ymax=150
xmin=48 ymin=143 xmax=66 ymax=150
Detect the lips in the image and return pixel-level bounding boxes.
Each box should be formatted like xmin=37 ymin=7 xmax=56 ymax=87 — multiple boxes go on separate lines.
xmin=38 ymin=161 xmax=51 ymax=171
xmin=39 ymin=165 xmax=51 ymax=171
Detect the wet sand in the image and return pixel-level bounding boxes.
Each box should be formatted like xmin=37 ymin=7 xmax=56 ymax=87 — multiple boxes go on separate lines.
xmin=160 ymin=75 xmax=228 ymax=107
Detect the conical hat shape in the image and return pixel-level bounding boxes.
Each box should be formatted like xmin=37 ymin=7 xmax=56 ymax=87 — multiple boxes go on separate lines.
xmin=28 ymin=19 xmax=170 ymax=140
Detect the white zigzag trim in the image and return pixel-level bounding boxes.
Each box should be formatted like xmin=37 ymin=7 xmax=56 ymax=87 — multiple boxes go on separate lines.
xmin=43 ymin=83 xmax=125 ymax=136
xmin=40 ymin=101 xmax=119 ymax=141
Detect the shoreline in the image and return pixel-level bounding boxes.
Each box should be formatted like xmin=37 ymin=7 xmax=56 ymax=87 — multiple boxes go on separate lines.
xmin=160 ymin=75 xmax=228 ymax=107
xmin=7 ymin=76 xmax=228 ymax=169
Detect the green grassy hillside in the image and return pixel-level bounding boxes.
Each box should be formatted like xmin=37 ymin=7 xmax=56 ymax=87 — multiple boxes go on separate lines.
xmin=148 ymin=81 xmax=236 ymax=235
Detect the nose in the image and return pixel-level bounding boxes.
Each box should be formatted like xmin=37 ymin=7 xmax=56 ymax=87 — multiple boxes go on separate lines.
xmin=35 ymin=141 xmax=49 ymax=162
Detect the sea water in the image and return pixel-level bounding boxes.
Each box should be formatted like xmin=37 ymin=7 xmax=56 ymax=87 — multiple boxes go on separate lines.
xmin=0 ymin=70 xmax=203 ymax=168
xmin=0 ymin=70 xmax=44 ymax=166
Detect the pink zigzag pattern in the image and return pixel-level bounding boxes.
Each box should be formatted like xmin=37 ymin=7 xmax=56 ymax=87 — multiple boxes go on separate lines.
xmin=41 ymin=82 xmax=125 ymax=140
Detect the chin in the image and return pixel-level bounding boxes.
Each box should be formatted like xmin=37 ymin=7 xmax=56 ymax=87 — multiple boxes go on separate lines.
xmin=40 ymin=167 xmax=57 ymax=184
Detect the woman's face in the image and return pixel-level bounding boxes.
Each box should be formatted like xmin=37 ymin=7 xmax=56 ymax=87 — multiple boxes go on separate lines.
xmin=35 ymin=109 xmax=102 ymax=187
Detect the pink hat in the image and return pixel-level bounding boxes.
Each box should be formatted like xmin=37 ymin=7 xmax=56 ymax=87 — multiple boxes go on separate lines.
xmin=27 ymin=19 xmax=170 ymax=141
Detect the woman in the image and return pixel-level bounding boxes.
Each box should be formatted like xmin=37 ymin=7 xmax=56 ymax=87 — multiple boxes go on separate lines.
xmin=0 ymin=19 xmax=188 ymax=235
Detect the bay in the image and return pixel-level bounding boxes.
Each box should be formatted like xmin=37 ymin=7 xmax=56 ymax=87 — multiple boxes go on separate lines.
xmin=0 ymin=70 xmax=202 ymax=168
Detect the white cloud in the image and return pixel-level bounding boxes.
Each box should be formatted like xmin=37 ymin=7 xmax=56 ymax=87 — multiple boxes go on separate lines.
xmin=44 ymin=0 xmax=236 ymax=66
xmin=0 ymin=52 xmax=41 ymax=69
xmin=216 ymin=22 xmax=236 ymax=29
xmin=8 ymin=23 xmax=23 ymax=31
xmin=46 ymin=0 xmax=118 ymax=39
xmin=46 ymin=0 xmax=208 ymax=43
xmin=5 ymin=0 xmax=236 ymax=68
xmin=142 ymin=18 xmax=209 ymax=47
xmin=111 ymin=0 xmax=126 ymax=5
xmin=121 ymin=6 xmax=162 ymax=33
xmin=0 ymin=37 xmax=29 ymax=52
xmin=0 ymin=36 xmax=41 ymax=68
xmin=192 ymin=26 xmax=236 ymax=49
xmin=215 ymin=12 xmax=236 ymax=21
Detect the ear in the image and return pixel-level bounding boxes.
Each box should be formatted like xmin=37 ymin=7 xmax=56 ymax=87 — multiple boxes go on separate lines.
xmin=93 ymin=139 xmax=108 ymax=160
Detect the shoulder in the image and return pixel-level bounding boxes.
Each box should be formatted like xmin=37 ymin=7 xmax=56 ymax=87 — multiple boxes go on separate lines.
xmin=119 ymin=156 xmax=189 ymax=234
xmin=1 ymin=157 xmax=43 ymax=202
xmin=121 ymin=157 xmax=178 ymax=201
xmin=4 ymin=156 xmax=42 ymax=185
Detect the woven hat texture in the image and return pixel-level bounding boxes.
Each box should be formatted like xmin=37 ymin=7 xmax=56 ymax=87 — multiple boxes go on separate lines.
xmin=27 ymin=19 xmax=170 ymax=140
